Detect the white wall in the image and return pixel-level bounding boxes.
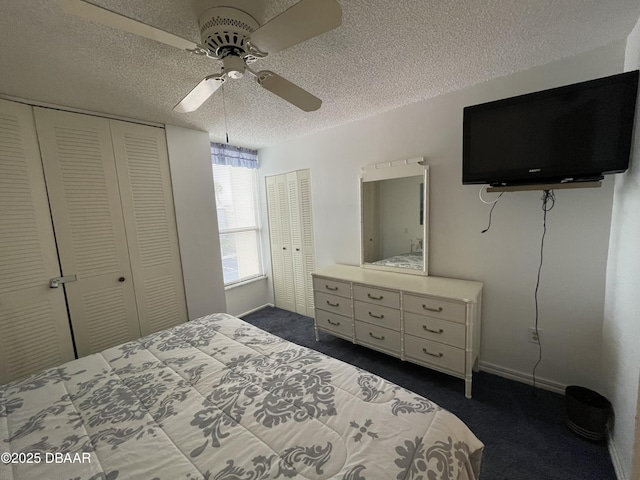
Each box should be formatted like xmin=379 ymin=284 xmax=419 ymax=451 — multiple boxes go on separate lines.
xmin=602 ymin=17 xmax=640 ymax=480
xmin=225 ymin=277 xmax=272 ymax=317
xmin=258 ymin=41 xmax=626 ymax=391
xmin=165 ymin=125 xmax=227 ymax=318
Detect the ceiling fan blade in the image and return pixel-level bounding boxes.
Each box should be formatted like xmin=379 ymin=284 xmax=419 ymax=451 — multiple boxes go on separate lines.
xmin=256 ymin=71 xmax=321 ymax=112
xmin=58 ymin=0 xmax=199 ymax=51
xmin=174 ymin=74 xmax=225 ymax=113
xmin=247 ymin=0 xmax=342 ymax=55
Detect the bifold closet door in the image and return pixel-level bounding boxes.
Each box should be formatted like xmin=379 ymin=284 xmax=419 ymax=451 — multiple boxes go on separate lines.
xmin=0 ymin=100 xmax=75 ymax=383
xmin=266 ymin=176 xmax=296 ymax=312
xmin=34 ymin=107 xmax=140 ymax=357
xmin=266 ymin=170 xmax=316 ymax=316
xmin=296 ymin=170 xmax=316 ymax=317
xmin=109 ymin=120 xmax=187 ymax=335
xmin=287 ymin=170 xmax=316 ymax=317
xmin=275 ymin=174 xmax=296 ymax=311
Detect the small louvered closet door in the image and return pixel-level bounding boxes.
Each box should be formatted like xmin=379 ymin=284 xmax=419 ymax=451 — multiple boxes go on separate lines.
xmin=266 ymin=169 xmax=316 ymax=317
xmin=276 ymin=174 xmax=297 ymax=311
xmin=265 ymin=175 xmax=296 ymax=312
xmin=297 ymin=170 xmax=316 ymax=317
xmin=109 ymin=120 xmax=187 ymax=335
xmin=266 ymin=176 xmax=289 ymax=311
xmin=286 ymin=170 xmax=316 ymax=317
xmin=0 ymin=100 xmax=75 ymax=384
xmin=34 ymin=108 xmax=141 ymax=357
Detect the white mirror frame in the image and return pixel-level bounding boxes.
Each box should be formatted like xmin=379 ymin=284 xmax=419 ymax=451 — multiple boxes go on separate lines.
xmin=360 ymin=157 xmax=429 ymax=276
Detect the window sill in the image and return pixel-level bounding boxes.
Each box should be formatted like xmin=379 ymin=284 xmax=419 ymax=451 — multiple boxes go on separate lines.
xmin=224 ymin=275 xmax=267 ymax=291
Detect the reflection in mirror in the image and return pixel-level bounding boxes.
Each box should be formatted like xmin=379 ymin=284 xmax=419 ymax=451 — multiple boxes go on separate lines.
xmin=361 ymin=160 xmax=429 ymax=276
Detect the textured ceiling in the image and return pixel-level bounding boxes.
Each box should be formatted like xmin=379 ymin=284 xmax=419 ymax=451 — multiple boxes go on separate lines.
xmin=1 ymin=0 xmax=639 ymax=149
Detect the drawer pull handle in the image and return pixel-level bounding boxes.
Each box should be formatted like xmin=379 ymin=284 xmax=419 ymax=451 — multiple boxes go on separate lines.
xmin=367 ymin=293 xmax=383 ymax=300
xmin=422 ymin=305 xmax=443 ymax=313
xmin=422 ymin=348 xmax=443 ymax=358
xmin=327 ymin=319 xmax=340 ymax=326
xmin=368 ymin=312 xmax=384 ymax=319
xmin=325 ymin=285 xmax=338 ymax=291
xmin=326 ymin=300 xmax=340 ymax=307
xmin=423 ymin=325 xmax=444 ymax=334
xmin=369 ymin=332 xmax=385 ymax=341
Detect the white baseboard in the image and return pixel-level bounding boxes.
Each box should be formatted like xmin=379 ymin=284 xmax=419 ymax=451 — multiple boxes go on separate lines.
xmin=478 ymin=361 xmax=566 ymax=394
xmin=238 ymin=303 xmax=274 ymax=318
xmin=607 ymin=428 xmax=626 ymax=480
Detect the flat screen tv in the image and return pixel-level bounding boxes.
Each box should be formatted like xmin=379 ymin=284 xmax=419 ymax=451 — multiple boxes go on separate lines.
xmin=463 ymin=70 xmax=639 ymax=186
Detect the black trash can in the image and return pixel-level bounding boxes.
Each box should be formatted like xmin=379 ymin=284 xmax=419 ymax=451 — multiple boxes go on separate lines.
xmin=565 ymin=386 xmax=611 ymax=441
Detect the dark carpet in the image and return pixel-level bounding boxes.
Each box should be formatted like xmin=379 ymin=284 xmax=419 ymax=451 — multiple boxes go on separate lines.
xmin=242 ymin=306 xmax=616 ymax=480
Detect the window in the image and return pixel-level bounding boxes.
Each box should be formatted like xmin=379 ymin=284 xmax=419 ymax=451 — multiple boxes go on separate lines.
xmin=211 ymin=143 xmax=263 ymax=286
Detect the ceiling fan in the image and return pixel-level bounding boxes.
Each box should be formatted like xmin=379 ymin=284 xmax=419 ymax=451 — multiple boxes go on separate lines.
xmin=58 ymin=0 xmax=342 ymax=113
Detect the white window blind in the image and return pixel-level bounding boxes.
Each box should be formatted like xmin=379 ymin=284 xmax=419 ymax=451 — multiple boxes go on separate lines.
xmin=212 ymin=145 xmax=263 ymax=286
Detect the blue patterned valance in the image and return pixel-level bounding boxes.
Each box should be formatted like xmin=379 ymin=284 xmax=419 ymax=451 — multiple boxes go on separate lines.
xmin=211 ymin=142 xmax=258 ymax=169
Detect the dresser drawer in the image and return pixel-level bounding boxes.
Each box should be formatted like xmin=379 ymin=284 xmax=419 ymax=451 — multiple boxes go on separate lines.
xmin=403 ymin=294 xmax=466 ymax=324
xmin=313 ymin=276 xmax=351 ymax=298
xmin=404 ymin=312 xmax=466 ymax=348
xmin=354 ymin=300 xmax=400 ymax=331
xmin=315 ymin=310 xmax=353 ymax=339
xmin=404 ymin=335 xmax=465 ymax=374
xmin=353 ymin=285 xmax=400 ymax=309
xmin=314 ymin=291 xmax=353 ymax=317
xmin=355 ymin=321 xmax=401 ymax=355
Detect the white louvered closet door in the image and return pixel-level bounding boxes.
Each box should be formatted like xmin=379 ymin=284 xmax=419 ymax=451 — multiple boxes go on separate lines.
xmin=286 ymin=172 xmax=307 ymax=315
xmin=275 ymin=174 xmax=296 ymax=312
xmin=265 ymin=176 xmax=287 ymax=309
xmin=266 ymin=170 xmax=316 ymax=317
xmin=34 ymin=108 xmax=140 ymax=357
xmin=109 ymin=120 xmax=187 ymax=335
xmin=295 ymin=169 xmax=316 ymax=317
xmin=287 ymin=171 xmax=308 ymax=316
xmin=0 ymin=100 xmax=75 ymax=384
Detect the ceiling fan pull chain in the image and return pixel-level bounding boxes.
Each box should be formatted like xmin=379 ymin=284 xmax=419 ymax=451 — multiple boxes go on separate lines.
xmin=222 ymin=84 xmax=229 ymax=144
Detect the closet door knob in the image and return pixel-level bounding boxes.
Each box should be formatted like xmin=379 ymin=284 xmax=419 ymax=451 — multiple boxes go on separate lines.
xmin=118 ymin=277 xmax=126 ymax=282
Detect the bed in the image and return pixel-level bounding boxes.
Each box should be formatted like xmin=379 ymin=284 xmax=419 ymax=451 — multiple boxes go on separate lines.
xmin=1 ymin=313 xmax=483 ymax=480
xmin=371 ymin=252 xmax=423 ymax=270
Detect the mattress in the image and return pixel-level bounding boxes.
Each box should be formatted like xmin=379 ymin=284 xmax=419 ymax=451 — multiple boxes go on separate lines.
xmin=371 ymin=252 xmax=423 ymax=270
xmin=1 ymin=313 xmax=483 ymax=479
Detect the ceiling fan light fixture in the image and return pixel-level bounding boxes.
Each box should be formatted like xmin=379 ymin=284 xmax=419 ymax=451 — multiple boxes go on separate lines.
xmin=222 ymin=55 xmax=246 ymax=79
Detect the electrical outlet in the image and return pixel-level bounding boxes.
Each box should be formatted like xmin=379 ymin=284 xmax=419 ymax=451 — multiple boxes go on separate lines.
xmin=528 ymin=327 xmax=541 ymax=344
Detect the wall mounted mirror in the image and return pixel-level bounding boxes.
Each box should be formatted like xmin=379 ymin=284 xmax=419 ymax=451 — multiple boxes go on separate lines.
xmin=360 ymin=158 xmax=429 ymax=276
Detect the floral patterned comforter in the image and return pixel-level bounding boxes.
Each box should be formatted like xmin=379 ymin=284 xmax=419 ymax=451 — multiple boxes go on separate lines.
xmin=0 ymin=313 xmax=483 ymax=480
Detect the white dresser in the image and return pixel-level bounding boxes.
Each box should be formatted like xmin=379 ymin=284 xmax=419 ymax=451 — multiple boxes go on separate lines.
xmin=312 ymin=264 xmax=483 ymax=398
